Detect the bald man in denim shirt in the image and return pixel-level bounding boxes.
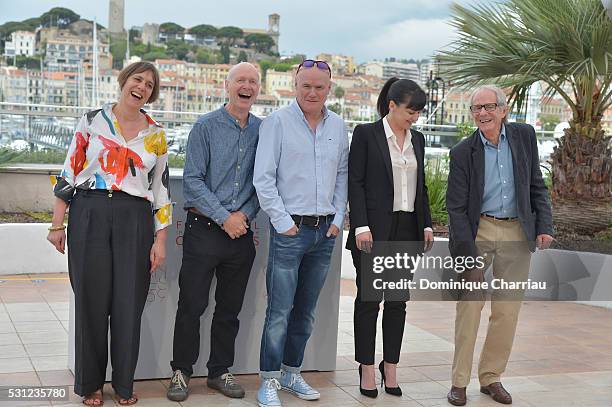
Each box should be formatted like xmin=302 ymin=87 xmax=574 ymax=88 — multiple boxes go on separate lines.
xmin=167 ymin=63 xmax=262 ymax=402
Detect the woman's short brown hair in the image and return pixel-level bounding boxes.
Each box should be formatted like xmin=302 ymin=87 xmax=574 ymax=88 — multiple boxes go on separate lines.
xmin=117 ymin=61 xmax=160 ymax=104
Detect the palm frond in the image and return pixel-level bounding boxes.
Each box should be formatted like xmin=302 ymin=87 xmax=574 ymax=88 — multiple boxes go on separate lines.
xmin=436 ymin=0 xmax=612 ymax=124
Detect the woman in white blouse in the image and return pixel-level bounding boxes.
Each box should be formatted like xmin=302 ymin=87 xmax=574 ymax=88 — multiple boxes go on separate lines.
xmin=46 ymin=61 xmax=172 ymax=406
xmin=346 ymin=78 xmax=434 ymax=398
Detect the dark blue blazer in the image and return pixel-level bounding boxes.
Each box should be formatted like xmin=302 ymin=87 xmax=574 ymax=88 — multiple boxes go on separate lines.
xmin=446 ymin=122 xmax=553 ymax=258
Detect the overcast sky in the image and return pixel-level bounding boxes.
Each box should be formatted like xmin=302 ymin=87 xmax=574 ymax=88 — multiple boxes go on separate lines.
xmin=0 ymin=0 xmax=484 ymax=62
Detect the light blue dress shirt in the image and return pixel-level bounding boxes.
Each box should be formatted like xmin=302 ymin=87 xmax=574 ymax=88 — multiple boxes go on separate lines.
xmin=183 ymin=106 xmax=261 ymax=225
xmin=480 ymin=125 xmax=518 ymax=218
xmin=254 ymin=100 xmax=349 ymax=233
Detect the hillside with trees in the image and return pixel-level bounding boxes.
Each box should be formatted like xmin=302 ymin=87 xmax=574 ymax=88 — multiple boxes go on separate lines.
xmin=1 ymin=8 xmax=278 ymax=66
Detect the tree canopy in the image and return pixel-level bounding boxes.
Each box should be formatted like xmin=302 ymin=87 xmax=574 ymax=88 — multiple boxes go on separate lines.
xmin=40 ymin=7 xmax=80 ymax=28
xmin=244 ymin=33 xmax=274 ymax=53
xmin=196 ymin=48 xmax=218 ymax=64
xmin=143 ymin=50 xmax=169 ymax=61
xmin=21 ymin=18 xmax=42 ymax=29
xmin=217 ymin=26 xmax=243 ymax=44
xmin=237 ymin=50 xmax=248 ymax=63
xmin=0 ymin=7 xmax=78 ymax=38
xmin=166 ymin=40 xmax=191 ymax=60
xmin=220 ymin=43 xmax=230 ymax=63
xmin=334 ymin=86 xmax=345 ymax=99
xmin=189 ymin=24 xmax=217 ymax=38
xmin=159 ymin=22 xmax=185 ymax=35
xmin=0 ymin=21 xmax=32 ymax=38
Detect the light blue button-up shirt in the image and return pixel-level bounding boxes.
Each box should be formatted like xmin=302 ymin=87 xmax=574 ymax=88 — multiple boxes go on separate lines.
xmin=254 ymin=100 xmax=349 ymax=233
xmin=480 ymin=125 xmax=518 ymax=218
xmin=183 ymin=106 xmax=261 ymax=225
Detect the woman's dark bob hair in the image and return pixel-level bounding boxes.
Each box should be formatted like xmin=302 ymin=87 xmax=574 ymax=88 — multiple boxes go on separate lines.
xmin=117 ymin=61 xmax=160 ymax=104
xmin=376 ymin=77 xmax=427 ymax=118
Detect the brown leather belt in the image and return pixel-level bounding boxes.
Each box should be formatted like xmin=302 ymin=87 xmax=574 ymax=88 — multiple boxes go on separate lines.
xmin=188 ymin=207 xmax=204 ymax=216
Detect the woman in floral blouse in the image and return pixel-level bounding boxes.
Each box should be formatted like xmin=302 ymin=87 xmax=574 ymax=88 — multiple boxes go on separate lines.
xmin=46 ymin=61 xmax=172 ymax=406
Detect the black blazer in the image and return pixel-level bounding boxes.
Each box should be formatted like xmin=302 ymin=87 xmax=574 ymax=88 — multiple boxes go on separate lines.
xmin=446 ymin=122 xmax=553 ymax=258
xmin=345 ymin=119 xmax=432 ymax=251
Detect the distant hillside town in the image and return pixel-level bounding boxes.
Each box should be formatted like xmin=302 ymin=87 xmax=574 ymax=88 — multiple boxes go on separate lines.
xmin=0 ymin=0 xmax=590 ymax=133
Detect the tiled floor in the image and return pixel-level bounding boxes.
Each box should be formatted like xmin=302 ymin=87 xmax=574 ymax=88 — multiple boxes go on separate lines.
xmin=0 ymin=274 xmax=611 ymax=406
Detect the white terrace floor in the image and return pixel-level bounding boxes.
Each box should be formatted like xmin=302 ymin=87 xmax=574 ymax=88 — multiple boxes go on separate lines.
xmin=0 ymin=274 xmax=611 ymax=406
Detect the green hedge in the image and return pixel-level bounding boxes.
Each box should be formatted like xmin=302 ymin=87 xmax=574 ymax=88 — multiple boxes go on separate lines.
xmin=1 ymin=148 xmax=186 ymax=168
xmin=425 ymin=157 xmax=448 ymax=225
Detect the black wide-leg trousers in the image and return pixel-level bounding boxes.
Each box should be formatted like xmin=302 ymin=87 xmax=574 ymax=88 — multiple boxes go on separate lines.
xmin=353 ymin=211 xmax=419 ymax=365
xmin=67 ymin=189 xmax=154 ymax=399
xmin=171 ymin=211 xmax=256 ymax=378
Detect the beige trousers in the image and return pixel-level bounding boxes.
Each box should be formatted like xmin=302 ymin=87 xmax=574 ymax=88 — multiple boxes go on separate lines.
xmin=451 ymin=216 xmax=532 ymax=387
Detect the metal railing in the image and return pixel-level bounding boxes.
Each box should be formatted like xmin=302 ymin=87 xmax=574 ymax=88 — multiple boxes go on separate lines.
xmin=0 ymin=102 xmax=558 ymax=156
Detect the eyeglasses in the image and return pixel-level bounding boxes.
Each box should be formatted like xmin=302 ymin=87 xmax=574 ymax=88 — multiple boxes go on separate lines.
xmin=297 ymin=59 xmax=331 ymax=77
xmin=469 ymin=103 xmax=498 ymax=113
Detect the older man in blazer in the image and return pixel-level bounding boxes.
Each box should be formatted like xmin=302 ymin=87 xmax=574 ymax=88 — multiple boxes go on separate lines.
xmin=446 ymin=85 xmax=553 ymax=406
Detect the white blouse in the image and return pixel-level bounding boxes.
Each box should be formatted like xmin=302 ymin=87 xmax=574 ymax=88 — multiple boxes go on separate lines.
xmin=355 ymin=116 xmax=432 ymax=237
xmin=383 ymin=116 xmax=418 ymax=212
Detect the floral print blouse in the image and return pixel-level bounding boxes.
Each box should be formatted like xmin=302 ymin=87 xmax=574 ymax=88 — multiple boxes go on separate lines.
xmin=53 ymin=103 xmax=172 ymax=232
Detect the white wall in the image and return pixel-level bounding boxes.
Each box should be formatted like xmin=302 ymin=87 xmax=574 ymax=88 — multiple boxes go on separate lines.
xmin=0 ymin=223 xmax=68 ymax=275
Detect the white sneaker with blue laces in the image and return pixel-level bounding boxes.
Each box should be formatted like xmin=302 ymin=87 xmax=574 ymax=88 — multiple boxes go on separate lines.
xmin=279 ymin=370 xmax=320 ymax=400
xmin=257 ymin=378 xmax=282 ymax=407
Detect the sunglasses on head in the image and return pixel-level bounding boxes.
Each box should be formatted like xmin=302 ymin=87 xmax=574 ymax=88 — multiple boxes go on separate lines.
xmin=297 ymin=59 xmax=331 ymax=77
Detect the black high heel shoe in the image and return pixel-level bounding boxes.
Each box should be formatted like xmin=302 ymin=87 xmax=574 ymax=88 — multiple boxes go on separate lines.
xmin=379 ymin=361 xmax=402 ymax=396
xmin=358 ymin=364 xmax=378 ymax=398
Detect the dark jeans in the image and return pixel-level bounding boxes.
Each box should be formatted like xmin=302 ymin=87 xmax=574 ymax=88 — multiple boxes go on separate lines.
xmin=171 ymin=211 xmax=256 ymax=378
xmin=259 ymin=219 xmax=337 ymax=378
xmin=353 ymin=211 xmax=419 ymax=365
xmin=67 ymin=189 xmax=154 ymax=400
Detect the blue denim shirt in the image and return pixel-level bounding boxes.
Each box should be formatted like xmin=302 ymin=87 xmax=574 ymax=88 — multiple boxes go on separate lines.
xmin=254 ymin=100 xmax=349 ymax=233
xmin=183 ymin=106 xmax=262 ymax=225
xmin=480 ymin=125 xmax=518 ymax=218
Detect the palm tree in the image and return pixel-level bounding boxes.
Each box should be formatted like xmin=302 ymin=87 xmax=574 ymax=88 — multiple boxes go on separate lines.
xmin=437 ymin=0 xmax=612 ymax=234
xmin=334 ymin=86 xmax=345 ymax=118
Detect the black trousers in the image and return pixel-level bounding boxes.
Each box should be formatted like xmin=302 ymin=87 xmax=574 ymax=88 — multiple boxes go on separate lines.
xmin=352 ymin=211 xmax=419 ymax=365
xmin=171 ymin=211 xmax=256 ymax=378
xmin=67 ymin=189 xmax=154 ymax=399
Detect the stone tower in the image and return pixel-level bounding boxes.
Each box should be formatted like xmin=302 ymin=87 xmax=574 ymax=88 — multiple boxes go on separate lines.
xmin=267 ymin=14 xmax=280 ymax=54
xmin=108 ymin=0 xmax=125 ymax=34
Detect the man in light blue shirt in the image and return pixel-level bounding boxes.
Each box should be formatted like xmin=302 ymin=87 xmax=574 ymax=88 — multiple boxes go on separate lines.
xmin=254 ymin=59 xmax=348 ymax=407
xmin=479 ymin=126 xmax=517 ymax=218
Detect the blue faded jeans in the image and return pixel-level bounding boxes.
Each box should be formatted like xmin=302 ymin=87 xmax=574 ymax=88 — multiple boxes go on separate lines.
xmin=259 ymin=219 xmax=337 ymax=378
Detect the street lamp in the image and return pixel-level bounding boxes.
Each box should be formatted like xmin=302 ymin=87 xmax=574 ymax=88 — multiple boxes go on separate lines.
xmin=426 ymin=72 xmax=446 ymax=125
xmin=435 ymin=76 xmax=446 ymax=125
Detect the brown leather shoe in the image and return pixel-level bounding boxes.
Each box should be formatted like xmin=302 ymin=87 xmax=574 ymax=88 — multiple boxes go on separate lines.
xmin=447 ymin=386 xmax=466 ymax=406
xmin=480 ymin=382 xmax=512 ymax=404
